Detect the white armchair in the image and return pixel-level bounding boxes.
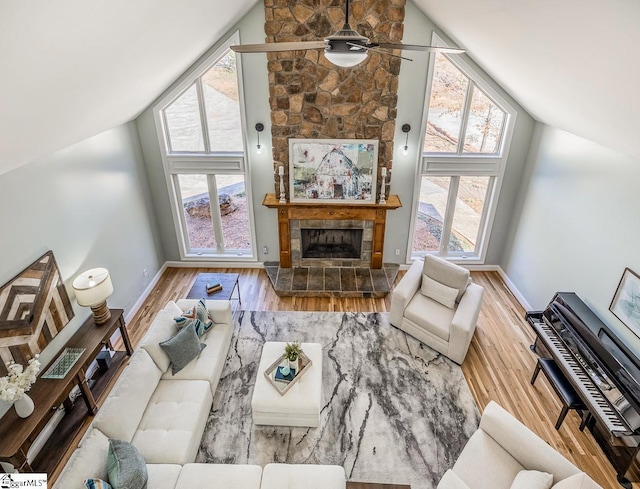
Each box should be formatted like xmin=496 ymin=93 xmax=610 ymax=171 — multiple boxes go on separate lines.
xmin=389 ymin=255 xmax=484 ymax=364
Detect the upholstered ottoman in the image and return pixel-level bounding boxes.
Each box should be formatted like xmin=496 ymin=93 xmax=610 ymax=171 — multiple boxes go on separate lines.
xmin=251 ymin=342 xmax=322 ymax=427
xmin=261 ymin=463 xmax=346 ymax=489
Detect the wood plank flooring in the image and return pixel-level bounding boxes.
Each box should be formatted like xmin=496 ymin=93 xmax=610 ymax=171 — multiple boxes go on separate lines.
xmin=118 ymin=267 xmax=623 ymax=488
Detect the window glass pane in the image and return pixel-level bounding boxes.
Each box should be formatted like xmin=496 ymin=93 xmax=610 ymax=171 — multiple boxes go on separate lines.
xmin=202 ymin=51 xmax=243 ymax=152
xmin=447 ymin=176 xmax=490 ymax=253
xmin=178 ymin=175 xmax=217 ymax=251
xmin=165 ymin=84 xmax=205 ymax=152
xmin=424 ymin=54 xmax=469 ymax=153
xmin=217 ymin=175 xmax=252 ymax=252
xmin=463 ymin=86 xmax=505 ymax=154
xmin=412 ymin=176 xmax=450 ymax=253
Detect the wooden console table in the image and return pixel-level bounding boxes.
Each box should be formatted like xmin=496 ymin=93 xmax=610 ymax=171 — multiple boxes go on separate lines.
xmin=0 ymin=309 xmax=132 ymax=474
xmin=263 ymin=193 xmax=402 ymax=268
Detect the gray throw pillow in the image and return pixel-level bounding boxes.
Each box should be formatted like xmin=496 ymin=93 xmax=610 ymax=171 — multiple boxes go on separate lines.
xmin=107 ymin=439 xmax=147 ymax=489
xmin=159 ymin=322 xmax=206 ymax=375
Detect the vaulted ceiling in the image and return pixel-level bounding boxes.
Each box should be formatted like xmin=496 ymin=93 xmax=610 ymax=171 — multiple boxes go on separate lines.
xmin=0 ymin=0 xmax=638 ymax=176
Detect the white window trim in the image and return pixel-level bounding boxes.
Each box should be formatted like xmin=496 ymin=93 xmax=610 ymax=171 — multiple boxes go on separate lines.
xmin=153 ymin=31 xmax=258 ymax=261
xmin=406 ymin=32 xmax=517 ymax=264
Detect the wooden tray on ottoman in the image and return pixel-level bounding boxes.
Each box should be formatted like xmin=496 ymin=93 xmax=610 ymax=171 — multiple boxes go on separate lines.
xmin=264 ymin=352 xmax=312 ymax=396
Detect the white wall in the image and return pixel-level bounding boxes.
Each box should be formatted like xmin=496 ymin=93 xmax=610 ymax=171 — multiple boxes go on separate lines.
xmin=502 ymin=123 xmax=640 ymax=354
xmin=0 ymin=122 xmax=163 ymax=416
xmin=137 ymin=0 xmax=535 ymax=265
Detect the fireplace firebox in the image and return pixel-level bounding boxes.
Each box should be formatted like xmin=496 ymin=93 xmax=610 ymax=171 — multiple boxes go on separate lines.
xmin=301 ymin=229 xmax=363 ymax=259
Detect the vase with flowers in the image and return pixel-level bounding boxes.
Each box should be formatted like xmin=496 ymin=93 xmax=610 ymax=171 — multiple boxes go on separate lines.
xmin=0 ymin=355 xmax=40 ymax=418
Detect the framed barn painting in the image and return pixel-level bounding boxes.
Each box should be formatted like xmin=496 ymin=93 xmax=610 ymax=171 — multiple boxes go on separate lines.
xmin=289 ymin=139 xmax=378 ymax=204
xmin=610 ymin=267 xmax=640 ymax=338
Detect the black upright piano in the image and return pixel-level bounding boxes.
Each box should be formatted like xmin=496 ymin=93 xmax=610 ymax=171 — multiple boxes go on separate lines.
xmin=526 ymin=292 xmax=640 ymax=486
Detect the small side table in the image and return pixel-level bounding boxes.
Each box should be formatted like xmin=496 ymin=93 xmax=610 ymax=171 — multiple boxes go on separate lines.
xmin=186 ymin=273 xmax=241 ymax=311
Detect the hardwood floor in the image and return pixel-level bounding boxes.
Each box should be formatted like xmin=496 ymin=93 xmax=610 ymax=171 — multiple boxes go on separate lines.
xmin=121 ymin=267 xmax=623 ymax=488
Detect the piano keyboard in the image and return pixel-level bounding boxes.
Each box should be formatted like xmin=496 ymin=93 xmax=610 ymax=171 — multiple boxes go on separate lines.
xmin=532 ymin=321 xmax=630 ymax=435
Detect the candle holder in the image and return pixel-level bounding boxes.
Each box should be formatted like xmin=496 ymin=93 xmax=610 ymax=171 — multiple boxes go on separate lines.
xmin=278 ymin=166 xmax=287 ymax=204
xmin=379 ymin=168 xmax=387 ymax=205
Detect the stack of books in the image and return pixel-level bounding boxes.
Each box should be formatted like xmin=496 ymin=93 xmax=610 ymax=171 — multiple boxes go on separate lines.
xmin=206 ymin=281 xmax=222 ymax=294
xmin=274 ymin=366 xmax=296 ymax=383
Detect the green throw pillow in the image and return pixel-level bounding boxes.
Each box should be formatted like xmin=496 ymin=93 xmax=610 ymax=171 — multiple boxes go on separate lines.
xmin=107 ymin=439 xmax=147 ymax=489
xmin=159 ymin=322 xmax=206 ymax=375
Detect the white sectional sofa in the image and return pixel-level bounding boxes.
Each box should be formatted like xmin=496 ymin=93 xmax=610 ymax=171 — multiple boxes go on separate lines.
xmin=437 ymin=401 xmax=603 ymax=489
xmin=54 ymin=299 xmax=235 ymax=489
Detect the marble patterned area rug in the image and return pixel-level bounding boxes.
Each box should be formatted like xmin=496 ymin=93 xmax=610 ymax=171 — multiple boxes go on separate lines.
xmin=197 ymin=311 xmax=480 ymax=489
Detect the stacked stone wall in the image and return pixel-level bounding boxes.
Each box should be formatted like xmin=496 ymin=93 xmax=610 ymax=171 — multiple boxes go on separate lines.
xmin=264 ymin=0 xmax=406 ymax=199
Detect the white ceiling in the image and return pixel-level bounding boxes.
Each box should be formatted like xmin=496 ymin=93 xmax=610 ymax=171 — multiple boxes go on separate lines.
xmin=413 ymin=0 xmax=640 ymax=160
xmin=1 ymin=0 xmax=638 ymax=176
xmin=0 ymin=0 xmax=257 ymax=175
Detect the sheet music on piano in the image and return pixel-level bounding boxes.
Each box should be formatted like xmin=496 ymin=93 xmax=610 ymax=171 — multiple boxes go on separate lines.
xmin=526 ymin=292 xmax=640 ymax=486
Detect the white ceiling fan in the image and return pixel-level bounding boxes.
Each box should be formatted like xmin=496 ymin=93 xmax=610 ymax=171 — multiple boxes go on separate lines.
xmin=231 ymin=0 xmax=464 ymax=68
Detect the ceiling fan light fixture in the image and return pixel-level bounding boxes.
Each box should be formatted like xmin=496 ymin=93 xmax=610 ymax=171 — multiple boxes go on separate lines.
xmin=324 ymin=49 xmax=368 ymax=67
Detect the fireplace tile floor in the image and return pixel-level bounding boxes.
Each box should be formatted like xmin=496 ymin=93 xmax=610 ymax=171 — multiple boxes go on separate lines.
xmin=264 ymin=262 xmax=400 ymax=298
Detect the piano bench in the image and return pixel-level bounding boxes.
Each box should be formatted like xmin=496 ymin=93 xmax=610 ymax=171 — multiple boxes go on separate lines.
xmin=531 ymin=358 xmax=589 ymax=431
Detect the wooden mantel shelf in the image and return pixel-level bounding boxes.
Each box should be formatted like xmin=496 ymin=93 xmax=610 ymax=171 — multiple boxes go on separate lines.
xmin=262 ymin=193 xmax=402 ymax=269
xmin=262 ymin=193 xmax=402 ymax=209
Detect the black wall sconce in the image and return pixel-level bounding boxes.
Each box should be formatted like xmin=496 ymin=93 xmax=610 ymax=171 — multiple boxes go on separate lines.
xmin=255 ymin=123 xmax=264 ymax=154
xmin=401 ymin=124 xmax=411 ymax=156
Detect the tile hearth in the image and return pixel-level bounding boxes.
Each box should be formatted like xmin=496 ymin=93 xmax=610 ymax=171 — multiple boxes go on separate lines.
xmin=264 ymin=262 xmax=399 ymax=298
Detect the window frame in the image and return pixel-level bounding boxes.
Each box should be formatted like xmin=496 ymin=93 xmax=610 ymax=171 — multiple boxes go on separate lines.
xmin=407 ymin=32 xmax=517 ymax=264
xmin=153 ymin=31 xmax=258 ymax=261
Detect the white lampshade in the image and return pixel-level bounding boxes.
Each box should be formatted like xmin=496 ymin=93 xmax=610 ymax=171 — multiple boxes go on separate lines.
xmin=73 ymin=268 xmax=113 ymax=306
xmin=324 ymin=50 xmax=368 ymax=68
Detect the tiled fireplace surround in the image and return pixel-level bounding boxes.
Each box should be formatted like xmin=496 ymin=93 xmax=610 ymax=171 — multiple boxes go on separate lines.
xmin=291 ymin=219 xmax=372 ymax=267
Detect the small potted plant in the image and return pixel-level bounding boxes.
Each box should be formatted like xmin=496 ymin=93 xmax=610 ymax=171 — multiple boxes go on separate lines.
xmin=284 ymin=341 xmax=303 ymax=373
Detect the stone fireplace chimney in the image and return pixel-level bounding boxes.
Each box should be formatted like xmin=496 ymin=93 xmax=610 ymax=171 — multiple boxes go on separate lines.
xmin=264 ymin=0 xmax=406 ymax=200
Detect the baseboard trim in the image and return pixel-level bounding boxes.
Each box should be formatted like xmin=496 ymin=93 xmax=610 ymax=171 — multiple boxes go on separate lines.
xmin=125 ymin=263 xmax=168 ymax=323
xmin=496 ymin=266 xmax=532 ymax=311
xmin=165 ymin=260 xmax=265 ymax=269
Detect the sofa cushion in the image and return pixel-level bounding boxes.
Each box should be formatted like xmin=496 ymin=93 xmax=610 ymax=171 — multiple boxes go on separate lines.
xmin=160 ymin=323 xmax=206 ymax=375
xmin=261 ymin=464 xmax=346 ymax=489
xmin=453 ymin=430 xmax=524 ymax=489
xmin=437 ymin=470 xmax=471 ymax=489
xmin=404 ymin=292 xmax=455 ymax=341
xmin=175 ymin=464 xmax=263 ymax=489
xmin=53 ymin=429 xmax=110 ymax=489
xmin=161 ymin=322 xmax=233 ymax=395
xmin=139 ymin=302 xmax=182 ymax=372
xmin=510 ymin=470 xmax=553 ymax=489
xmin=107 ymin=439 xmax=148 ymax=489
xmin=146 ymin=465 xmax=182 ymax=489
xmin=93 ymin=350 xmax=162 ymax=442
xmin=551 ymin=474 xmax=602 ymax=489
xmin=423 ymin=255 xmax=470 ymax=302
xmin=421 ymin=274 xmax=458 ymax=309
xmin=132 ymin=379 xmax=212 ymax=465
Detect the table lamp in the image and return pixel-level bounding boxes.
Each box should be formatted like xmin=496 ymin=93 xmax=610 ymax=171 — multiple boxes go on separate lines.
xmin=72 ymin=268 xmax=113 ymax=325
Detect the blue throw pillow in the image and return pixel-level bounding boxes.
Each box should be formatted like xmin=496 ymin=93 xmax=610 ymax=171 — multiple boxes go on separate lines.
xmin=174 ymin=298 xmax=212 ymax=337
xmin=84 ymin=480 xmax=112 ymax=489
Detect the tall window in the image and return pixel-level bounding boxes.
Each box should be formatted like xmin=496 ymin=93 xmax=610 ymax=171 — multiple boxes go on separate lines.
xmin=155 ymin=33 xmax=255 ymax=259
xmin=409 ymin=35 xmax=515 ymax=262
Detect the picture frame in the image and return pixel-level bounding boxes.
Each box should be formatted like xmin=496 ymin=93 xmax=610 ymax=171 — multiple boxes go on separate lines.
xmin=610 ymin=267 xmax=640 ymax=338
xmin=289 ymin=138 xmax=378 ymax=204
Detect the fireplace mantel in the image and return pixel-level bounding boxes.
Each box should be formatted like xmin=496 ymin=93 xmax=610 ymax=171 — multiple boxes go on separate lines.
xmin=263 ymin=194 xmax=402 ymax=268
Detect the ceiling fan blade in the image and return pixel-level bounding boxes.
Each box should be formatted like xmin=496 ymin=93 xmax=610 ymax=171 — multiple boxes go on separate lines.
xmin=376 ymin=43 xmax=465 ymax=54
xmin=231 ymin=41 xmax=327 ymax=53
xmin=347 ymin=42 xmax=413 ymax=62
